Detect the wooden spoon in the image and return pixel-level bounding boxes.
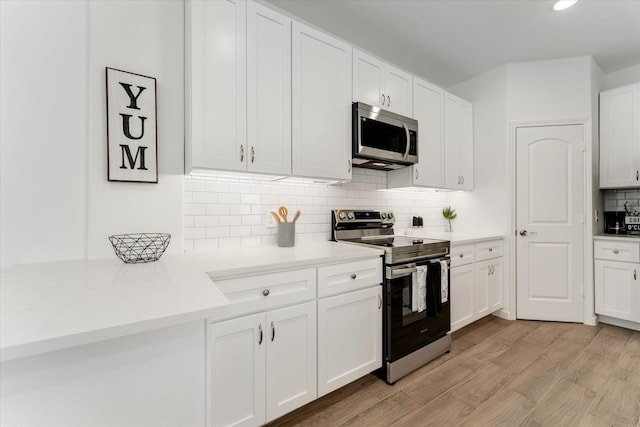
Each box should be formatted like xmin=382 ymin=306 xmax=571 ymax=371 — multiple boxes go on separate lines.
xmin=292 ymin=209 xmax=301 ymax=223
xmin=278 ymin=206 xmax=288 ymax=222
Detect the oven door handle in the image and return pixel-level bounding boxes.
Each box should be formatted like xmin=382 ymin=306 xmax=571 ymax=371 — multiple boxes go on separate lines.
xmin=386 ymin=266 xmax=417 ymax=279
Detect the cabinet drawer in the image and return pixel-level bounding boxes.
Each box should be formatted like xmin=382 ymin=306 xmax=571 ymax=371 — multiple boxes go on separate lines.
xmin=450 ymin=244 xmax=475 ymax=267
xmin=476 ymin=240 xmax=503 ymax=261
xmin=317 ymin=258 xmax=382 ymax=298
xmin=594 ymin=240 xmax=640 ymax=263
xmin=214 ymin=268 xmax=316 ymax=318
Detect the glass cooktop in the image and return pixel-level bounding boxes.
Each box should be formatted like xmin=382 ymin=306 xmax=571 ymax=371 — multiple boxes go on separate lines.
xmin=347 ymin=235 xmax=448 ymax=249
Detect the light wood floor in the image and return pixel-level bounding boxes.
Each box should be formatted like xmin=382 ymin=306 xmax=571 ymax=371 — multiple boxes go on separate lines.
xmin=267 ymin=316 xmax=640 ymax=427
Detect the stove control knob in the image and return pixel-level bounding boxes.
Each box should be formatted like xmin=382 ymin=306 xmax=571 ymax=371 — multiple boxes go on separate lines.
xmin=381 ymin=212 xmax=387 ymax=219
xmin=347 ymin=212 xmax=355 ymax=220
xmin=338 ymin=212 xmax=346 ymax=220
xmin=387 ymin=212 xmax=394 ymax=219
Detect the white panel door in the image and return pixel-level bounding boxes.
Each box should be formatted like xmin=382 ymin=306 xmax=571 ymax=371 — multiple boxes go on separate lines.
xmin=209 ymin=313 xmax=265 ymax=427
xmin=247 ymin=2 xmax=291 ymax=175
xmin=190 ymin=0 xmax=246 ymax=172
xmin=599 ymin=83 xmax=640 ymax=188
xmin=516 ymin=124 xmax=584 ymax=322
xmin=265 ymin=302 xmax=317 ymax=422
xmin=317 ymin=286 xmax=382 ymax=397
xmin=292 ymin=22 xmax=352 ymax=181
xmin=594 ymin=259 xmax=640 ymax=322
xmin=412 ymin=77 xmax=444 ymax=187
xmin=450 ymin=264 xmax=476 ymax=331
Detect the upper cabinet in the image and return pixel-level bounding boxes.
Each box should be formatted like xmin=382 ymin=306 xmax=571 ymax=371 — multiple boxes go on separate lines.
xmin=444 ymin=92 xmax=474 ymax=190
xmin=600 ymin=83 xmax=640 ymax=189
xmin=353 ymin=49 xmax=413 ymax=117
xmin=292 ymin=22 xmax=352 ymax=181
xmin=186 ymin=0 xmax=291 ymax=176
xmin=387 ymin=77 xmax=445 ymax=188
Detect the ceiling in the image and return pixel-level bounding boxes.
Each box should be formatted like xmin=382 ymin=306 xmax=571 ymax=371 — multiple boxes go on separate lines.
xmin=265 ymin=0 xmax=640 ymax=88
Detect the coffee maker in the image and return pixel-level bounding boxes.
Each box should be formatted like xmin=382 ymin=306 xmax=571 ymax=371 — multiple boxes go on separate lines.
xmin=604 ymin=211 xmax=627 ymax=234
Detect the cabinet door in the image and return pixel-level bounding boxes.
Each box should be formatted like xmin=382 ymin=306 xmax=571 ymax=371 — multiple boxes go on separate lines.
xmin=317 ymin=286 xmax=382 ymax=397
xmin=412 ymin=77 xmax=444 ymax=187
xmin=266 ymin=302 xmax=317 ymax=422
xmin=352 ymin=49 xmax=385 ymax=108
xmin=292 ymin=22 xmax=352 ymax=181
xmin=208 ymin=313 xmax=265 ymax=427
xmin=187 ymin=0 xmax=246 ymax=173
xmin=600 ymin=83 xmax=640 ymax=188
xmin=444 ymin=92 xmax=474 ymax=190
xmin=385 ymin=65 xmax=413 ymax=117
xmin=450 ymin=264 xmax=475 ymax=332
xmin=488 ymin=258 xmax=504 ymax=313
xmin=475 ymin=258 xmax=504 ymax=318
xmin=247 ymin=2 xmax=291 ymax=175
xmin=595 ymin=259 xmax=640 ymax=322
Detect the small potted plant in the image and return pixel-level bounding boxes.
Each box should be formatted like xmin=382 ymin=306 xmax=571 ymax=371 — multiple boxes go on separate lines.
xmin=442 ymin=206 xmax=457 ymax=232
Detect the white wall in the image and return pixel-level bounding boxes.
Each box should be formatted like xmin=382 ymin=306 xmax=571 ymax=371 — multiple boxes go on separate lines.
xmin=0 ymin=1 xmax=89 ymax=268
xmin=602 ymin=63 xmax=640 ymax=90
xmin=0 ymin=1 xmax=184 ymax=268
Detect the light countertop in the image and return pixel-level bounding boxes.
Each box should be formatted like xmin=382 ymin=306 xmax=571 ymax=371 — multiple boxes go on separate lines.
xmin=594 ymin=234 xmax=640 ymax=243
xmin=400 ymin=229 xmax=504 ymax=245
xmin=0 ymin=242 xmax=383 ymax=362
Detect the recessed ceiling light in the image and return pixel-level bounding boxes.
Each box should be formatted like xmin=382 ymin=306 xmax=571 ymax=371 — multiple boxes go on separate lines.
xmin=554 ymin=0 xmax=578 ymax=11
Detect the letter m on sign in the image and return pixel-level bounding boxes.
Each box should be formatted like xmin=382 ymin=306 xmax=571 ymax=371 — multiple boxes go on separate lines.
xmin=106 ymin=67 xmax=158 ymax=183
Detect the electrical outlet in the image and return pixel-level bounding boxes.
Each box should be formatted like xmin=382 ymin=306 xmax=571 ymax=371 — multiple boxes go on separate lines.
xmin=265 ymin=210 xmax=277 ymax=228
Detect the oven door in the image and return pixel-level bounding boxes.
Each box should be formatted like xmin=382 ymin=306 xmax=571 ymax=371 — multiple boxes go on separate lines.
xmin=385 ymin=258 xmax=450 ymax=362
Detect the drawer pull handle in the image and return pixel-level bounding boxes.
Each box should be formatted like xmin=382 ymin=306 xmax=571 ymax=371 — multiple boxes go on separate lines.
xmin=613 ymin=249 xmax=619 ymax=254
xmin=351 ymin=273 xmax=357 ymax=279
xmin=635 ymin=269 xmax=637 ymax=281
xmin=271 ymin=321 xmax=275 ymax=341
xmin=459 ymin=254 xmax=464 ymax=258
xmin=263 ymin=289 xmax=270 ymax=296
xmin=489 ymin=248 xmax=493 ymax=252
xmin=258 ymin=324 xmax=263 ymax=345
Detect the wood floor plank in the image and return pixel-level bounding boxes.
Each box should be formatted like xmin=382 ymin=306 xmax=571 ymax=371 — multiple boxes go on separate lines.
xmin=340 ymin=391 xmax=421 ymax=427
xmin=525 ymin=379 xmax=598 ymax=427
xmin=269 ymin=320 xmax=639 ymax=427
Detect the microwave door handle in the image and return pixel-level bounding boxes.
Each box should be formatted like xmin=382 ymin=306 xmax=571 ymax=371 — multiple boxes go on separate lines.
xmin=402 ymin=123 xmax=411 ymax=160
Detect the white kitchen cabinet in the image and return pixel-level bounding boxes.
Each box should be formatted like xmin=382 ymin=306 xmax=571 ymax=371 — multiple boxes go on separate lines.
xmin=444 ymin=92 xmax=474 ymax=190
xmin=353 ymin=49 xmax=413 ymax=117
xmin=208 ymin=302 xmax=317 ymax=427
xmin=317 ymin=285 xmax=382 ymax=397
xmin=594 ymin=239 xmax=640 ymax=324
xmin=450 ymin=263 xmax=476 ymax=332
xmin=450 ymin=239 xmax=503 ymax=332
xmin=292 ymin=21 xmax=352 ymax=181
xmin=186 ymin=0 xmax=246 ymax=173
xmin=387 ymin=77 xmax=445 ymax=189
xmin=186 ymin=0 xmax=291 ymax=176
xmin=599 ymin=83 xmax=640 ymax=189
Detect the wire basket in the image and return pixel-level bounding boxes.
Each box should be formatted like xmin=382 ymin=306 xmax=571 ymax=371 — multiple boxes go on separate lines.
xmin=108 ymin=233 xmax=171 ymax=264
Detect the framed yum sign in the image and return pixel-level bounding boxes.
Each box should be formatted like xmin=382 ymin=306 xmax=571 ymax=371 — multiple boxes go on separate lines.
xmin=106 ymin=67 xmax=158 ymax=183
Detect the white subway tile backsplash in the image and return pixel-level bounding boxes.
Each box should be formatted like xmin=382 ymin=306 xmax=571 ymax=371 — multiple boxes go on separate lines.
xmin=184 ymin=169 xmax=453 ymax=250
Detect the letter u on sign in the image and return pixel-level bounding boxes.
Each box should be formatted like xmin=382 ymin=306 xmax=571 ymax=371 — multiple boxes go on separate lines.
xmin=106 ymin=67 xmax=158 ymax=183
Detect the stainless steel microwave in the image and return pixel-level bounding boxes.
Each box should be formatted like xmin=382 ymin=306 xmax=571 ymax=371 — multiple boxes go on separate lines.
xmin=352 ymin=102 xmax=418 ymax=170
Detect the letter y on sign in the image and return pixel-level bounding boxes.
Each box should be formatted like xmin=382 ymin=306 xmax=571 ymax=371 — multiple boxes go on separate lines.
xmin=106 ymin=67 xmax=157 ymax=183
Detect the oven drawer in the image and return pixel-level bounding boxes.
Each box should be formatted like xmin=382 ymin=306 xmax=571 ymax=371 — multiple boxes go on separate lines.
xmin=318 ymin=258 xmax=383 ymax=298
xmin=214 ymin=268 xmax=317 ymax=319
xmin=450 ymin=244 xmax=475 ymax=267
xmin=476 ymin=240 xmax=503 ymax=261
xmin=594 ymin=240 xmax=640 ymax=263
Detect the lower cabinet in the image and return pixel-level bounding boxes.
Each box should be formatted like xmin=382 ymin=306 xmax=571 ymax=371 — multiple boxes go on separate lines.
xmin=594 ymin=239 xmax=640 ymax=324
xmin=450 ymin=240 xmax=504 ymax=332
xmin=208 ymin=302 xmax=317 ymax=427
xmin=317 ymin=286 xmax=382 ymax=397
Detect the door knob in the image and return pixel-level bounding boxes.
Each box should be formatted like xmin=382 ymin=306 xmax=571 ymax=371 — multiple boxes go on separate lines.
xmin=519 ymin=230 xmax=528 ymax=236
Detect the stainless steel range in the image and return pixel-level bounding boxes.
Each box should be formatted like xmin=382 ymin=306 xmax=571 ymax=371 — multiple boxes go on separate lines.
xmin=332 ymin=209 xmax=451 ymax=384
